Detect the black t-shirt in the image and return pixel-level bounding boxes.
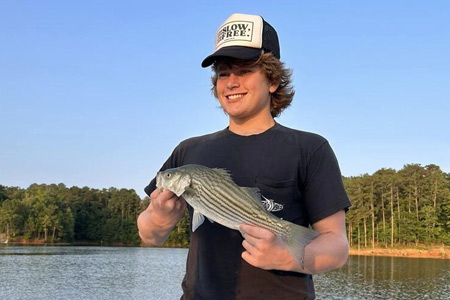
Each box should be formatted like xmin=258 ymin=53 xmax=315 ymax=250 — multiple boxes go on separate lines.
xmin=145 ymin=123 xmax=351 ymax=300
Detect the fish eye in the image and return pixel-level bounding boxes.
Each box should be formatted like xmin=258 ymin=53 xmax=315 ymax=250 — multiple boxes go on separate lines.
xmin=166 ymin=173 xmax=171 ymax=178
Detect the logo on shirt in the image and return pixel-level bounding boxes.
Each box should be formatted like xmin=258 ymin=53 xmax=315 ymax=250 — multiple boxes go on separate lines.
xmin=261 ymin=196 xmax=284 ymax=212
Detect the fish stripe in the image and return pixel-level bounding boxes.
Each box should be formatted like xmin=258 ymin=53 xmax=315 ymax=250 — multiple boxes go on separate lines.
xmin=195 ymin=178 xmax=251 ymax=223
xmin=196 ymin=186 xmax=243 ymax=226
xmin=192 ymin=174 xmax=283 ymax=232
xmin=196 ymin=181 xmax=249 ymax=225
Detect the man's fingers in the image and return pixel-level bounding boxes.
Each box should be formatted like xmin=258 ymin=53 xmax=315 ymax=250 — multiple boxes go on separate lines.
xmin=241 ymin=233 xmax=259 ymax=247
xmin=241 ymin=240 xmax=256 ymax=264
xmin=239 ymin=224 xmax=260 ymax=237
xmin=240 ymin=224 xmax=275 ymax=240
xmin=242 ymin=239 xmax=255 ymax=252
xmin=150 ymin=189 xmax=160 ymax=200
xmin=241 ymin=250 xmax=257 ymax=267
xmin=159 ymin=190 xmax=176 ymax=201
xmin=176 ymin=197 xmax=187 ymax=210
xmin=151 ymin=189 xmax=175 ymax=202
xmin=150 ymin=189 xmax=183 ymax=213
xmin=241 ymin=241 xmax=266 ymax=269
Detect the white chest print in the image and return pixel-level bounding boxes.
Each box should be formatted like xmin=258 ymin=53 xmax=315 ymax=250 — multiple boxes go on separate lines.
xmin=261 ymin=196 xmax=284 ymax=212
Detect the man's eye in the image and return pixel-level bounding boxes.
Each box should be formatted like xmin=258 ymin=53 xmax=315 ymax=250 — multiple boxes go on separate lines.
xmin=218 ymin=72 xmax=229 ymax=78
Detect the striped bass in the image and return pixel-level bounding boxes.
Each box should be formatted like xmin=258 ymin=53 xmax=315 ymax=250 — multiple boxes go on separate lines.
xmin=156 ymin=164 xmax=319 ymax=267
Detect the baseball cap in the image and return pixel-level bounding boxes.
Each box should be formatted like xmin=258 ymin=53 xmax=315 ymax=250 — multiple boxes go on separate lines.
xmin=201 ymin=13 xmax=280 ymax=68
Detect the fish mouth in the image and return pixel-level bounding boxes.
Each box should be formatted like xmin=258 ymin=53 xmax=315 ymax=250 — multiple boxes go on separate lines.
xmin=155 ymin=172 xmax=163 ymax=192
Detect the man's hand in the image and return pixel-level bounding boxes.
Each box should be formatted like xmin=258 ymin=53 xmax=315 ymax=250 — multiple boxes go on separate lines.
xmin=149 ymin=189 xmax=186 ymax=227
xmin=240 ymin=224 xmax=298 ymax=271
xmin=137 ymin=189 xmax=186 ymax=245
xmin=239 ymin=210 xmax=349 ymax=274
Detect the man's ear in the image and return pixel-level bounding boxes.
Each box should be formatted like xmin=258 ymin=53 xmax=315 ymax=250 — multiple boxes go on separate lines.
xmin=269 ymin=82 xmax=280 ymax=94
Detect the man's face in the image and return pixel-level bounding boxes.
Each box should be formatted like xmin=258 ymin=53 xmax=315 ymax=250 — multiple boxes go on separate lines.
xmin=215 ymin=62 xmax=278 ymax=122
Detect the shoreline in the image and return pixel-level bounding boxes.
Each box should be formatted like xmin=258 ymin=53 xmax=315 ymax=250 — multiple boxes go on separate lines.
xmin=0 ymin=239 xmax=137 ymax=247
xmin=2 ymin=239 xmax=449 ymax=260
xmin=349 ymin=246 xmax=449 ymax=259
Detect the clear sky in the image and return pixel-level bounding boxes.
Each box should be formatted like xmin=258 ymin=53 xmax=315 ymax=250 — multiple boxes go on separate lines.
xmin=1 ymin=1 xmax=449 ymax=198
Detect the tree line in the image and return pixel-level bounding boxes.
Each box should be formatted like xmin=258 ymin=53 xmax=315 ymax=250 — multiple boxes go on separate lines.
xmin=344 ymin=164 xmax=450 ymax=248
xmin=0 ymin=184 xmax=147 ymax=245
xmin=0 ymin=163 xmax=449 ymax=248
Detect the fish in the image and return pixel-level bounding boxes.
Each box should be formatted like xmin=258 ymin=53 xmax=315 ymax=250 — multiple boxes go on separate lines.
xmin=155 ymin=164 xmax=319 ymax=267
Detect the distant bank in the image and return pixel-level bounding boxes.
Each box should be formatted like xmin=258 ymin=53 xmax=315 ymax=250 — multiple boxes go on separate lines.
xmin=3 ymin=239 xmax=448 ymax=260
xmin=349 ymin=246 xmax=449 ymax=259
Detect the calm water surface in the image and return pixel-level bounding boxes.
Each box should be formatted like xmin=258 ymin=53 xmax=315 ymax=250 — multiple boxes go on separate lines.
xmin=0 ymin=246 xmax=448 ymax=300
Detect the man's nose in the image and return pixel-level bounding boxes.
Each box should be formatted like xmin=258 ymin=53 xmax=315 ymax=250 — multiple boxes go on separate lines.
xmin=227 ymin=73 xmax=240 ymax=89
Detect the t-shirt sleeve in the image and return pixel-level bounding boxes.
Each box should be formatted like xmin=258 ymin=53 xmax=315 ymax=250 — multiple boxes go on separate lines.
xmin=302 ymin=141 xmax=351 ymax=224
xmin=143 ymin=145 xmax=183 ymax=196
xmin=144 ymin=178 xmax=157 ymax=197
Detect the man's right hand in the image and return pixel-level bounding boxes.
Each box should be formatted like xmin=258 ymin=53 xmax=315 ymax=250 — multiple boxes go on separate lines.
xmin=149 ymin=189 xmax=187 ymax=227
xmin=137 ymin=189 xmax=187 ymax=245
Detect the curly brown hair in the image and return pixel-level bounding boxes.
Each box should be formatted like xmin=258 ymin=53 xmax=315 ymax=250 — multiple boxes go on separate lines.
xmin=210 ymin=52 xmax=295 ymax=118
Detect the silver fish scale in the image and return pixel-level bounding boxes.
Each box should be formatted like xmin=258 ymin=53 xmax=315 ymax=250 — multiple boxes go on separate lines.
xmin=185 ymin=166 xmax=287 ymax=235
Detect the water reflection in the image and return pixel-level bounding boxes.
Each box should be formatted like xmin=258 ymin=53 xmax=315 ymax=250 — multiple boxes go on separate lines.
xmin=314 ymin=255 xmax=450 ymax=299
xmin=1 ymin=247 xmax=449 ymax=300
xmin=0 ymin=246 xmax=187 ymax=300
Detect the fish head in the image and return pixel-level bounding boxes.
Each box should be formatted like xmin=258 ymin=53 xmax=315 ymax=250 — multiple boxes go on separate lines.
xmin=156 ymin=167 xmax=191 ymax=197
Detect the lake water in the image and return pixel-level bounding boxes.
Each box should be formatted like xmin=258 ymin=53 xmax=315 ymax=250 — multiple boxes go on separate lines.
xmin=0 ymin=246 xmax=448 ymax=300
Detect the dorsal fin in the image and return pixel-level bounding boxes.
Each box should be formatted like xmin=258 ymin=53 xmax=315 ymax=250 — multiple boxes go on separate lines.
xmin=241 ymin=187 xmax=265 ymax=208
xmin=242 ymin=187 xmax=261 ymax=199
xmin=211 ymin=167 xmax=264 ymax=205
xmin=211 ymin=168 xmax=234 ymax=181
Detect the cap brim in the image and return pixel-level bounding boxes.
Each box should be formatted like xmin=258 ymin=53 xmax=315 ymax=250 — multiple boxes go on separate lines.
xmin=201 ymin=46 xmax=262 ymax=68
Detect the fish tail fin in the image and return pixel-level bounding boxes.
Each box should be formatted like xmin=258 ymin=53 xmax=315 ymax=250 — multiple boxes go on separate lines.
xmin=282 ymin=222 xmax=320 ymax=269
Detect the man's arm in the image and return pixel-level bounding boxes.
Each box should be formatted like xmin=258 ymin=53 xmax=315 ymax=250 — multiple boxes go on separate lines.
xmin=302 ymin=210 xmax=349 ymax=273
xmin=137 ymin=189 xmax=187 ymax=245
xmin=240 ymin=210 xmax=349 ymax=274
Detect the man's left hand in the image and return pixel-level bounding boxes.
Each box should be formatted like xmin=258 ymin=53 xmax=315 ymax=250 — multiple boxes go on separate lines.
xmin=239 ymin=224 xmax=297 ymax=271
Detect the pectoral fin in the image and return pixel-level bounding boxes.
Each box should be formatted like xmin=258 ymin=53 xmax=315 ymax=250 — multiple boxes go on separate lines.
xmin=192 ymin=210 xmax=205 ymax=232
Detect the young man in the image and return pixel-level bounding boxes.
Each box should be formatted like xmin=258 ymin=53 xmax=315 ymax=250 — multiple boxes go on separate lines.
xmin=138 ymin=13 xmax=351 ymax=299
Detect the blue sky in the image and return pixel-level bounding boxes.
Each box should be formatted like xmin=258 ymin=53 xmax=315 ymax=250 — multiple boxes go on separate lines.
xmin=1 ymin=1 xmax=449 ymax=198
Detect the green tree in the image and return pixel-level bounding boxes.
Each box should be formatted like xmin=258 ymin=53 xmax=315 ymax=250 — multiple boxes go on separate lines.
xmin=0 ymin=199 xmax=28 ymax=238
xmin=0 ymin=185 xmax=8 ymax=205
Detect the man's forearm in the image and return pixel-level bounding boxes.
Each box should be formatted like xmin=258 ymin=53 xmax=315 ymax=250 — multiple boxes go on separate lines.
xmin=137 ymin=209 xmax=177 ymax=245
xmin=137 ymin=190 xmax=187 ymax=245
xmin=301 ymin=231 xmax=349 ymax=274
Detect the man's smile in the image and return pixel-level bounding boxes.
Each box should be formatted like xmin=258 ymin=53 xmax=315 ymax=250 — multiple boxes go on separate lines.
xmin=226 ymin=93 xmax=246 ymax=100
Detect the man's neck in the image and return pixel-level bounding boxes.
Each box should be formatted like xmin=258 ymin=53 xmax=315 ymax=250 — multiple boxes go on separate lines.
xmin=228 ymin=116 xmax=276 ymax=136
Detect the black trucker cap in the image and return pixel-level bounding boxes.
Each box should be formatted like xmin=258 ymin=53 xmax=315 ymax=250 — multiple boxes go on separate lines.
xmin=201 ymin=13 xmax=280 ymax=68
